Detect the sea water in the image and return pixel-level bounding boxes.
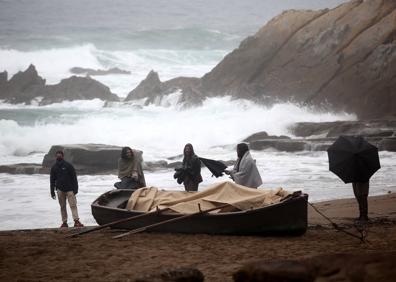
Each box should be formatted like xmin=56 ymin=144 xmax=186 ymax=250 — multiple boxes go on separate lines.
xmin=2 ymin=0 xmax=395 ymax=231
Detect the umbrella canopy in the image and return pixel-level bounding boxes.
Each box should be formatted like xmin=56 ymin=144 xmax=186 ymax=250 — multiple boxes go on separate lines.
xmin=327 ymin=135 xmax=380 ymax=183
xmin=199 ymin=157 xmax=227 ymax=178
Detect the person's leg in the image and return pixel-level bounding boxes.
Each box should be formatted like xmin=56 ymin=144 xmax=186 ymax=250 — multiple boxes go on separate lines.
xmin=66 ymin=191 xmax=84 ymax=227
xmin=57 ymin=190 xmax=68 ymax=226
xmin=359 ymin=182 xmax=369 ymax=220
xmin=353 ymin=182 xmax=369 ymax=221
xmin=66 ymin=191 xmax=79 ymax=220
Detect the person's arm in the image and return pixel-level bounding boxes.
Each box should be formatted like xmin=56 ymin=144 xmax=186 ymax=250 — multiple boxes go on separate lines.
xmin=50 ymin=166 xmax=56 ymax=199
xmin=68 ymin=163 xmax=78 ymax=195
xmin=231 ymin=158 xmax=254 ymax=183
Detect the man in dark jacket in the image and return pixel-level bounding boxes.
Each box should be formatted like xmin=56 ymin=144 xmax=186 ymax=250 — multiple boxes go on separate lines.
xmin=50 ymin=150 xmax=84 ymax=228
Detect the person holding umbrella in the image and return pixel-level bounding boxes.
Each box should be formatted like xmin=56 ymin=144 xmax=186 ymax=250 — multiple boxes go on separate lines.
xmin=327 ymin=135 xmax=381 ymax=222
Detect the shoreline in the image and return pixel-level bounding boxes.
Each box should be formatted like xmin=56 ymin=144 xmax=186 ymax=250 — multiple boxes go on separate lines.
xmin=1 ymin=193 xmax=396 ymax=281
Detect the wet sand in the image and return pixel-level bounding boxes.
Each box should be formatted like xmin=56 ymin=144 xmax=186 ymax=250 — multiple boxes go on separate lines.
xmin=1 ymin=193 xmax=396 ymax=281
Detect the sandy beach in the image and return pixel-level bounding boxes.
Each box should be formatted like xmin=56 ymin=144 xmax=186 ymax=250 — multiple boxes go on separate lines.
xmin=1 ymin=193 xmax=395 ymax=281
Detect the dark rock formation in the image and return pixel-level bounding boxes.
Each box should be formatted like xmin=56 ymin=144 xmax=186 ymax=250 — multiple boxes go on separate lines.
xmin=0 ymin=71 xmax=7 ymax=92
xmin=42 ymin=144 xmax=124 ymax=174
xmin=0 ymin=164 xmax=49 ymax=174
xmin=70 ymin=67 xmax=131 ymax=76
xmin=201 ymin=0 xmax=396 ymax=119
xmin=244 ymin=120 xmax=396 ymax=152
xmin=125 ymin=70 xmax=203 ymax=107
xmin=0 ymin=64 xmax=46 ymax=104
xmin=0 ymin=65 xmax=120 ymax=105
xmin=42 ymin=76 xmax=119 ymax=105
xmin=234 ymin=251 xmax=396 ymax=282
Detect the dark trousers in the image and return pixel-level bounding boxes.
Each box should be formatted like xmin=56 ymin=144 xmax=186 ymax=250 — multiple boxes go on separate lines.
xmin=352 ymin=181 xmax=369 ymax=219
xmin=183 ymin=178 xmax=199 ymax=192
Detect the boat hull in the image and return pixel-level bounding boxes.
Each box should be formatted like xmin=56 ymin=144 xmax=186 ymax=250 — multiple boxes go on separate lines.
xmin=91 ymin=189 xmax=308 ymax=235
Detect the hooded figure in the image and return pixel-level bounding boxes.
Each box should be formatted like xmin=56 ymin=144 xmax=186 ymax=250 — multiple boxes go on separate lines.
xmin=226 ymin=143 xmax=262 ymax=188
xmin=181 ymin=143 xmax=202 ymax=192
xmin=115 ymin=147 xmax=146 ymax=189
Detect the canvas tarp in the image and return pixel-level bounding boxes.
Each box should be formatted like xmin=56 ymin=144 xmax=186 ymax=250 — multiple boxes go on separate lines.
xmin=126 ymin=181 xmax=290 ymax=214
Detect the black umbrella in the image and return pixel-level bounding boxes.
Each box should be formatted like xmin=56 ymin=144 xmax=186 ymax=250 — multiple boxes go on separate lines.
xmin=199 ymin=157 xmax=228 ymax=178
xmin=327 ymin=135 xmax=380 ymax=183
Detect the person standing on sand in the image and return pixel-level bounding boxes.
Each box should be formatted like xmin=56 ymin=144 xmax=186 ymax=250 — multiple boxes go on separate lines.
xmin=225 ymin=143 xmax=262 ymax=188
xmin=50 ymin=150 xmax=84 ymax=228
xmin=181 ymin=143 xmax=202 ymax=192
xmin=352 ymin=181 xmax=369 ymax=222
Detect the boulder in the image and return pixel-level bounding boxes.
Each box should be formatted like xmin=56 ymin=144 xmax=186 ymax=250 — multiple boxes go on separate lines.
xmin=42 ymin=144 xmax=127 ymax=174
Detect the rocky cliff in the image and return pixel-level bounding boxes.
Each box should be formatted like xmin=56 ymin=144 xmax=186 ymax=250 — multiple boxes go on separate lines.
xmin=201 ymin=0 xmax=396 ymax=119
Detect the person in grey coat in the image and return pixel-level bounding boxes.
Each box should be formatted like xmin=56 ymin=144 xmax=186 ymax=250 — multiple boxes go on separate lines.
xmin=225 ymin=143 xmax=263 ymax=188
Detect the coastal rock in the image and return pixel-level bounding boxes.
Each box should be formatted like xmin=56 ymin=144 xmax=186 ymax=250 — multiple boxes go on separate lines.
xmin=289 ymin=120 xmax=396 ymax=138
xmin=0 ymin=65 xmax=46 ymax=104
xmin=0 ymin=163 xmax=49 ymax=174
xmin=0 ymin=71 xmax=7 ymax=92
xmin=42 ymin=144 xmax=125 ymax=174
xmin=41 ymin=76 xmax=119 ymax=105
xmin=234 ymin=252 xmax=396 ymax=282
xmin=0 ymin=65 xmax=120 ymax=105
xmin=70 ymin=67 xmax=131 ymax=76
xmin=243 ymin=131 xmax=291 ymax=143
xmin=201 ymin=0 xmax=396 ymax=119
xmin=244 ymin=120 xmax=396 ymax=152
xmin=125 ymin=70 xmax=203 ymax=107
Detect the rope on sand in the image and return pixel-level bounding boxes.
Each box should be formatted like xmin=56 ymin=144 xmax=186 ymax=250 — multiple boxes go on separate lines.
xmin=308 ymin=200 xmax=369 ymax=244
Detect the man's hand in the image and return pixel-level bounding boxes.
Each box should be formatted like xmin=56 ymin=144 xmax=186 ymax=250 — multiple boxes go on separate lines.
xmin=131 ymin=171 xmax=138 ymax=181
xmin=51 ymin=193 xmax=56 ymax=200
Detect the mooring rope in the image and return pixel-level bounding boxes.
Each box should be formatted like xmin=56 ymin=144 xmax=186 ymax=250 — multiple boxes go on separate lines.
xmin=307 ymin=200 xmax=368 ymax=243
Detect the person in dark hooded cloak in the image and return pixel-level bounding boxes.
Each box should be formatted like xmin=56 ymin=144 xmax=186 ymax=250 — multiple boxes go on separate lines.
xmin=181 ymin=143 xmax=202 ymax=192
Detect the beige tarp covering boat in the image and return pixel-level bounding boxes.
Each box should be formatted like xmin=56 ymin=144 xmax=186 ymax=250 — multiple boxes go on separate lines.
xmin=126 ymin=181 xmax=290 ymax=214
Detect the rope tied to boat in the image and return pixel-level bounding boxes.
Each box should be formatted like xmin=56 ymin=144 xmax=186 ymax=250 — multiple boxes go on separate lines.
xmin=307 ymin=200 xmax=369 ymax=244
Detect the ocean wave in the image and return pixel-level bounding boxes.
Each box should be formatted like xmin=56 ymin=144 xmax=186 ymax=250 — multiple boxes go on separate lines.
xmin=0 ymin=97 xmax=355 ymax=162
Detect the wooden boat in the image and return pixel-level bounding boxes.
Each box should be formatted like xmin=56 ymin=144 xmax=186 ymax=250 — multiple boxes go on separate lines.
xmin=91 ymin=189 xmax=308 ymax=235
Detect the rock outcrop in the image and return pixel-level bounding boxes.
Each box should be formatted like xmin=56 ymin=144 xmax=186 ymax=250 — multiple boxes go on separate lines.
xmin=0 ymin=64 xmax=46 ymax=104
xmin=201 ymin=0 xmax=396 ymax=119
xmin=42 ymin=76 xmax=119 ymax=105
xmin=244 ymin=119 xmax=396 ymax=152
xmin=0 ymin=65 xmax=120 ymax=105
xmin=125 ymin=70 xmax=203 ymax=107
xmin=70 ymin=67 xmax=131 ymax=76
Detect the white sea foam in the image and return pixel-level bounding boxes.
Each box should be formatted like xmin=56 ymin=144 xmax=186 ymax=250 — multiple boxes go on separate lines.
xmin=0 ymin=97 xmax=355 ymax=164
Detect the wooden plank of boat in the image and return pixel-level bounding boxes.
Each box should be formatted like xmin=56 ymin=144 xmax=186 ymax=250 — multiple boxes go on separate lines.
xmin=113 ymin=203 xmax=231 ymax=239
